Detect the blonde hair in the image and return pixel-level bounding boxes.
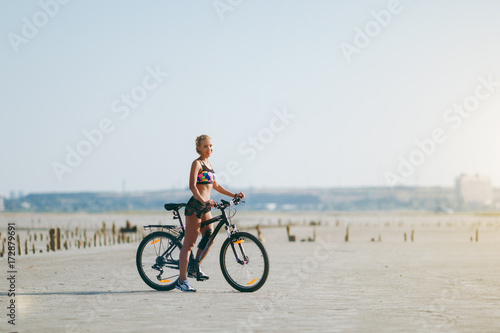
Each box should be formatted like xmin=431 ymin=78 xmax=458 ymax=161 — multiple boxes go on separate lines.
xmin=195 ymin=134 xmax=212 ymax=154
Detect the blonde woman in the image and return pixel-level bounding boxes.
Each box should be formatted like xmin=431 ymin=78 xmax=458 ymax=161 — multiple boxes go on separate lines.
xmin=176 ymin=134 xmax=245 ymax=292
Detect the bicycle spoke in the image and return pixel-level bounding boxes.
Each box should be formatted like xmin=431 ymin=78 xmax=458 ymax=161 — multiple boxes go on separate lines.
xmin=136 ymin=232 xmax=181 ymax=291
xmin=220 ymin=232 xmax=269 ymax=292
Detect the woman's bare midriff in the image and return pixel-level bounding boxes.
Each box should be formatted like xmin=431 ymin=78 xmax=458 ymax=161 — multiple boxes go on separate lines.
xmin=196 ymin=184 xmax=213 ymax=202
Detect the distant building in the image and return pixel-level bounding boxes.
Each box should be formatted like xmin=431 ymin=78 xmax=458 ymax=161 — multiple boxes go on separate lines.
xmin=455 ymin=174 xmax=492 ymax=206
xmin=0 ymin=196 xmax=4 ymax=212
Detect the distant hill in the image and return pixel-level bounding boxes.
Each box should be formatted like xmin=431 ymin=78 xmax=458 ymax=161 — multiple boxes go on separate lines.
xmin=4 ymin=186 xmax=493 ymax=213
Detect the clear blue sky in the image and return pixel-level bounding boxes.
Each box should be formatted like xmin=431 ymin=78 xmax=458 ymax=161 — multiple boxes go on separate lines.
xmin=2 ymin=0 xmax=500 ymax=197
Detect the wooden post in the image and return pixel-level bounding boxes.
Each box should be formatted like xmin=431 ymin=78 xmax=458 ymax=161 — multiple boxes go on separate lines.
xmin=286 ymin=225 xmax=296 ymax=242
xmin=49 ymin=229 xmax=56 ymax=251
xmin=411 ymin=230 xmax=414 ymax=242
xmin=56 ymin=228 xmax=61 ymax=250
xmin=345 ymin=227 xmax=350 ymax=242
xmin=476 ymin=229 xmax=479 ymax=242
xmin=404 ymin=233 xmax=407 ymax=242
xmin=32 ymin=242 xmax=36 ymax=254
xmin=256 ymin=224 xmax=265 ymax=242
xmin=17 ymin=235 xmax=21 ymax=255
xmin=25 ymin=239 xmax=29 ymax=255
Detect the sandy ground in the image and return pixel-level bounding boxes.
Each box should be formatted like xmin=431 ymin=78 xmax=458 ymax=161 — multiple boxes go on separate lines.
xmin=2 ymin=213 xmax=500 ymax=332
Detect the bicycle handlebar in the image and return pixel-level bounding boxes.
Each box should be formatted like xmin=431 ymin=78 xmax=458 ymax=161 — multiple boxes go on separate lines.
xmin=214 ymin=196 xmax=245 ymax=210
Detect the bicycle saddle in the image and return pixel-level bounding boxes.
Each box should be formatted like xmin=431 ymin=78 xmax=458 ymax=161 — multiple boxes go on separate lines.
xmin=164 ymin=203 xmax=186 ymax=211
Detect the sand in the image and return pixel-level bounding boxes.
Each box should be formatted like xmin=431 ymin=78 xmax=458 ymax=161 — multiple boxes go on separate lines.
xmin=2 ymin=212 xmax=500 ymax=332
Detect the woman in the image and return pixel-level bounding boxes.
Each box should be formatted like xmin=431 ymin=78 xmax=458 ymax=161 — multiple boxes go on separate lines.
xmin=176 ymin=134 xmax=245 ymax=292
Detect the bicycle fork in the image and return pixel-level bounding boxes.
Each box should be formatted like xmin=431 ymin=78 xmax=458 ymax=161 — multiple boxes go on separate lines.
xmin=226 ymin=225 xmax=249 ymax=265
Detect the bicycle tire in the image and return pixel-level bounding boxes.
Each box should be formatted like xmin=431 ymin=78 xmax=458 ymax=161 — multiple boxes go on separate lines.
xmin=136 ymin=231 xmax=182 ymax=291
xmin=220 ymin=231 xmax=269 ymax=292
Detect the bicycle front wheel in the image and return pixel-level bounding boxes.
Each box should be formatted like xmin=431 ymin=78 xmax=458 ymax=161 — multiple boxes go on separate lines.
xmin=220 ymin=231 xmax=269 ymax=292
xmin=136 ymin=231 xmax=182 ymax=291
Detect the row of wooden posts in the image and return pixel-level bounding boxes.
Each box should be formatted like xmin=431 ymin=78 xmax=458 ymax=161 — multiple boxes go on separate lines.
xmin=0 ymin=221 xmax=143 ymax=257
xmin=286 ymin=224 xmax=316 ymax=242
xmin=285 ymin=225 xmax=482 ymax=243
xmin=345 ymin=227 xmax=481 ymax=242
xmin=1 ymin=222 xmax=484 ymax=255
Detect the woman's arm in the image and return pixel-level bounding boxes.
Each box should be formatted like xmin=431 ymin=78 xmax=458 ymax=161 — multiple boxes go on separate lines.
xmin=213 ymin=179 xmax=245 ymax=198
xmin=189 ymin=160 xmax=205 ymax=202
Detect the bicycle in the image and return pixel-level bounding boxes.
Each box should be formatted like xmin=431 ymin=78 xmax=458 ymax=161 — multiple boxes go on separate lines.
xmin=136 ymin=197 xmax=269 ymax=292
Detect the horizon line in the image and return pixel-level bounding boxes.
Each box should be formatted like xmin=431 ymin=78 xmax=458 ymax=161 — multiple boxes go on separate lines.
xmin=1 ymin=184 xmax=487 ymax=198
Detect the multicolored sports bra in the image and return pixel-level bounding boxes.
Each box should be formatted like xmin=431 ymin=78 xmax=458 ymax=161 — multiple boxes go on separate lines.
xmin=197 ymin=160 xmax=216 ymax=184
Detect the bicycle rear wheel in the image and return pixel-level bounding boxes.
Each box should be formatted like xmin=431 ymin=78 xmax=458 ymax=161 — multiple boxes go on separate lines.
xmin=220 ymin=231 xmax=269 ymax=292
xmin=136 ymin=231 xmax=182 ymax=291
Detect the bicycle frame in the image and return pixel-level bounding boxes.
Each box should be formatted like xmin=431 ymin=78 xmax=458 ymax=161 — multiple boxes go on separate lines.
xmin=197 ymin=210 xmax=235 ymax=264
xmin=197 ymin=202 xmax=250 ymax=266
xmin=143 ymin=199 xmax=245 ymax=270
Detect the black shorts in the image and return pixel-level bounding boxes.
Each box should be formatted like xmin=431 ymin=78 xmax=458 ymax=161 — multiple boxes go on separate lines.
xmin=185 ymin=196 xmax=211 ymax=218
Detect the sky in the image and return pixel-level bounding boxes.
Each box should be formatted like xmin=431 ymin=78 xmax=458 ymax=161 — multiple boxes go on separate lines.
xmin=2 ymin=0 xmax=500 ymax=197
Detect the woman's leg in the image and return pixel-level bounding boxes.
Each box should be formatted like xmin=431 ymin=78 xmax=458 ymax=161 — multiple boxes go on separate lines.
xmin=196 ymin=211 xmax=215 ymax=265
xmin=179 ymin=214 xmax=200 ymax=281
